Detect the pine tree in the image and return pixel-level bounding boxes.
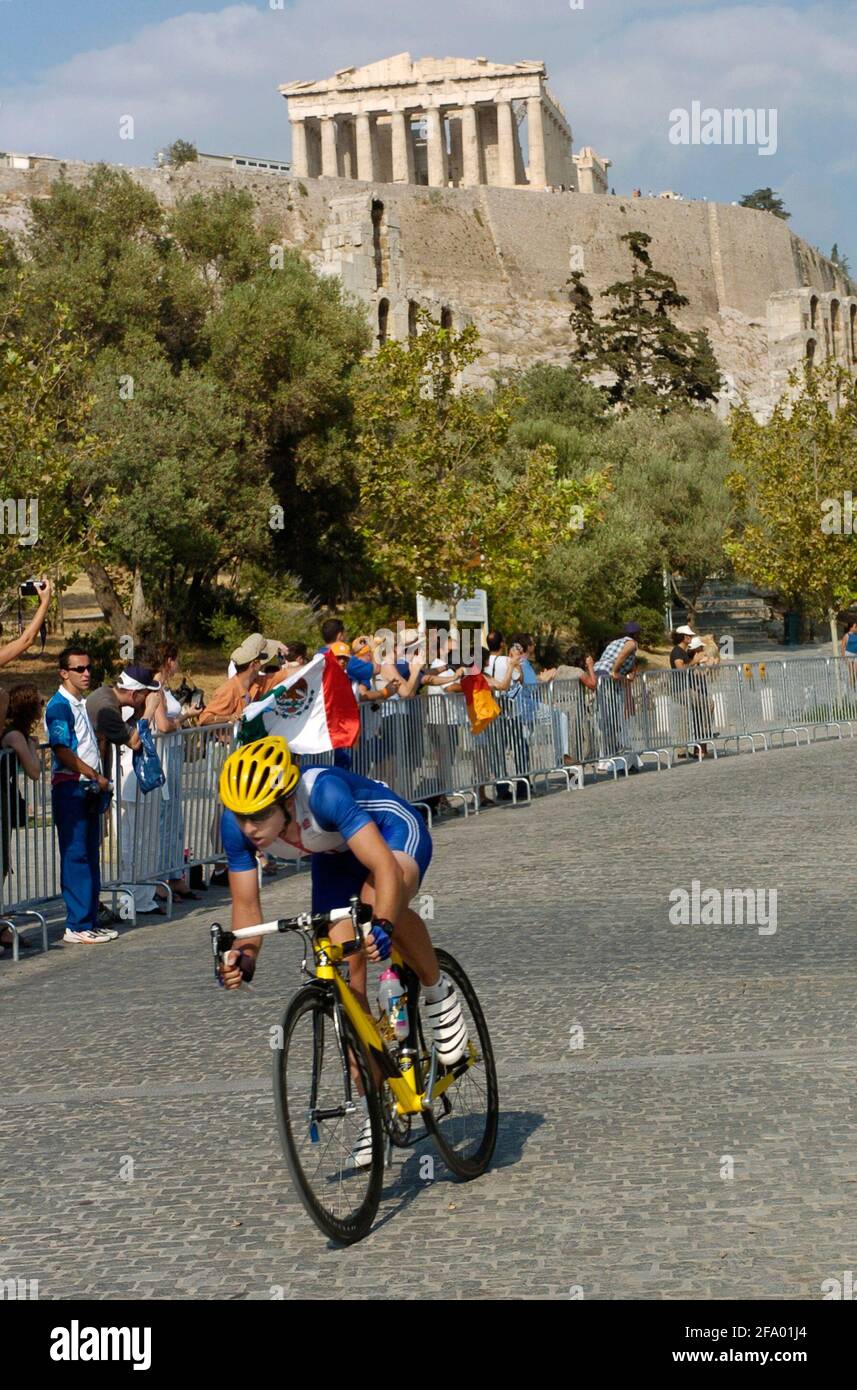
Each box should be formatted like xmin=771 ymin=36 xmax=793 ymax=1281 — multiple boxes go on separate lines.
xmin=739 ymin=187 xmax=790 ymax=220
xmin=567 ymin=231 xmax=721 ymax=410
xmin=830 ymin=243 xmax=852 ymax=280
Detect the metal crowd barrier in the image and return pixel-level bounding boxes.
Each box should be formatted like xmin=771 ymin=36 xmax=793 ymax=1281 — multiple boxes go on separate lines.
xmin=99 ymin=721 xmax=235 ymax=921
xmin=1 ymin=722 xmax=236 ymax=948
xmin=4 ymin=659 xmax=857 ymax=958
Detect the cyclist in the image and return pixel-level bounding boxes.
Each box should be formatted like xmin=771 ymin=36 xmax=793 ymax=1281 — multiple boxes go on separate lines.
xmin=217 ymin=736 xmax=469 ymax=1157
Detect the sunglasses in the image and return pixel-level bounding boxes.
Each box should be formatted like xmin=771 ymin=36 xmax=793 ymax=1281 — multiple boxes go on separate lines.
xmin=67 ymin=664 xmax=92 ymax=673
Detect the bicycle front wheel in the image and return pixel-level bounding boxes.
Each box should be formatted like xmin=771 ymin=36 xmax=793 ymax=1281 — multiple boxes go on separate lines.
xmin=274 ymin=984 xmax=384 ymax=1245
xmin=418 ymin=949 xmax=499 ymax=1180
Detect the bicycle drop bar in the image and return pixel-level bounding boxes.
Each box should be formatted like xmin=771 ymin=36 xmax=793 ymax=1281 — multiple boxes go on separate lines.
xmin=229 ymin=900 xmax=372 ymax=944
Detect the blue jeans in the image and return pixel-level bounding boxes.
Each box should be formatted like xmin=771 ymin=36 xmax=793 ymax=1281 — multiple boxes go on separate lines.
xmin=52 ymin=782 xmax=101 ymax=932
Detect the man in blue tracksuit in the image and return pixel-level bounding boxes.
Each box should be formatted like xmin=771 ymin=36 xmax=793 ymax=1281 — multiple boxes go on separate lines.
xmin=45 ymin=647 xmax=114 ymax=944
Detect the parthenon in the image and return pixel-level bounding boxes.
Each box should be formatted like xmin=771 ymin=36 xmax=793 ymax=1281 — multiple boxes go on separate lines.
xmin=280 ymin=53 xmax=592 ymax=191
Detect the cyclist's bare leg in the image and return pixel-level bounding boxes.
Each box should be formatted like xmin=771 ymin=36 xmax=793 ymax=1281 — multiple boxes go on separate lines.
xmin=326 ymin=851 xmax=440 ymax=1092
xmin=359 ymin=851 xmax=440 ymax=986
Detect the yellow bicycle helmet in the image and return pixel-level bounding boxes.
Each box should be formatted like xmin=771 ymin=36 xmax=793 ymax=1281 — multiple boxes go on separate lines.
xmin=219 ymin=736 xmax=299 ymax=815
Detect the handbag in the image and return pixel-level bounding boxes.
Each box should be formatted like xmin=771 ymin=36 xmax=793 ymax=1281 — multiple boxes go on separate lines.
xmin=132 ymin=718 xmax=166 ymax=794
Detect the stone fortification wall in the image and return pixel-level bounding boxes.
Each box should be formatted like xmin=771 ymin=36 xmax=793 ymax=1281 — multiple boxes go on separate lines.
xmin=1 ymin=160 xmax=852 ymax=416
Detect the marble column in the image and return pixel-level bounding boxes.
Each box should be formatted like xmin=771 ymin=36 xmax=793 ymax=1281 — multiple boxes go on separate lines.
xmin=461 ymin=103 xmax=482 ymax=186
xmin=320 ymin=116 xmax=338 ymax=176
xmin=496 ymin=100 xmax=516 ymax=186
xmin=355 ymin=111 xmax=376 ymax=181
xmin=341 ymin=119 xmax=356 ymax=179
xmin=391 ymin=109 xmax=414 ymax=183
xmin=290 ymin=118 xmax=308 ymax=178
xmin=426 ymin=106 xmax=448 ymax=187
xmin=527 ymin=97 xmax=547 ymax=188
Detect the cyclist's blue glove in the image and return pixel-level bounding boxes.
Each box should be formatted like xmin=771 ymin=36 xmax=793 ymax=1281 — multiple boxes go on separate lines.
xmin=368 ymin=917 xmax=394 ymax=961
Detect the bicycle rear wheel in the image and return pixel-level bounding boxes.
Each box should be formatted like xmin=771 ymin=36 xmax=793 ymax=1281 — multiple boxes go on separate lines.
xmin=274 ymin=984 xmax=384 ymax=1245
xmin=417 ymin=949 xmax=499 ymax=1179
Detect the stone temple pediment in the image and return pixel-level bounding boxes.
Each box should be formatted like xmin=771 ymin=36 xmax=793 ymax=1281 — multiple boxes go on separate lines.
xmin=281 ymin=53 xmax=546 ymax=97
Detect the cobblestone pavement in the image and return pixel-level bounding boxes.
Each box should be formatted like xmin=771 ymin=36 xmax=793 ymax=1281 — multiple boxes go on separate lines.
xmin=2 ymin=739 xmax=856 ymax=1300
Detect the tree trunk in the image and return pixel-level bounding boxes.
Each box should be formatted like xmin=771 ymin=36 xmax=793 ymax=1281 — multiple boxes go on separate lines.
xmin=130 ymin=566 xmax=155 ymax=644
xmin=85 ymin=561 xmax=130 ymax=638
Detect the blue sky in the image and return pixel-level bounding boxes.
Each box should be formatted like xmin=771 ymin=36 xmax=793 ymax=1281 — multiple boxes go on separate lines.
xmin=1 ymin=1 xmax=854 ymax=262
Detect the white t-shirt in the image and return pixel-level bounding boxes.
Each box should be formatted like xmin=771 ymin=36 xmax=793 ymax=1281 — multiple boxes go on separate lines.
xmin=486 ymin=654 xmax=521 ymax=690
xmin=426 ymin=658 xmax=461 ymax=724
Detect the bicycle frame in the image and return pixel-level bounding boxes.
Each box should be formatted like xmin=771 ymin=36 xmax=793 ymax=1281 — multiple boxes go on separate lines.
xmin=210 ymin=900 xmax=463 ymax=1120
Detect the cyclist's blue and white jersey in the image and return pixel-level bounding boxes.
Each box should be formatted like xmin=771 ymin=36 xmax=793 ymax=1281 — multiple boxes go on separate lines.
xmin=221 ymin=765 xmax=431 ymax=877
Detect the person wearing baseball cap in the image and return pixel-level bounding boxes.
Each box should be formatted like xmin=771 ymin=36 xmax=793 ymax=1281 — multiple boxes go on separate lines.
xmin=200 ymin=637 xmax=285 ymax=726
xmin=226 ymin=633 xmax=287 ymax=679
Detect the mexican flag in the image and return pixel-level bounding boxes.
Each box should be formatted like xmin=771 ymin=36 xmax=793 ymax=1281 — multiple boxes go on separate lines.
xmin=239 ymin=650 xmax=360 ymax=753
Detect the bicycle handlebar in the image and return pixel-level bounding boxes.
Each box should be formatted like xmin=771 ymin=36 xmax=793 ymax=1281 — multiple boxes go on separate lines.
xmin=209 ymin=898 xmax=373 ymax=983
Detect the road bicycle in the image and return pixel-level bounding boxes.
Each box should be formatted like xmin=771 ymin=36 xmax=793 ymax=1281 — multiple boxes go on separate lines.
xmin=210 ymin=900 xmax=498 ymax=1244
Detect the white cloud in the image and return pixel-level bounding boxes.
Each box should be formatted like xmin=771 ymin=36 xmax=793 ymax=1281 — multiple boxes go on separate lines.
xmin=0 ymin=1 xmax=853 ymax=254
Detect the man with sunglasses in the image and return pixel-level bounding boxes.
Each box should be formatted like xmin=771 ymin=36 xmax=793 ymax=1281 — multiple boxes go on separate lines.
xmin=45 ymin=648 xmax=117 ymax=944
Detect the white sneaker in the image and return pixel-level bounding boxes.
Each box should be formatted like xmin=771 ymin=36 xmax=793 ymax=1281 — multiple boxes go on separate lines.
xmin=63 ymin=928 xmax=110 ymax=945
xmin=90 ymin=926 xmax=118 ymax=941
xmin=348 ymin=1109 xmax=375 ymax=1170
xmin=424 ymin=976 xmax=469 ymax=1066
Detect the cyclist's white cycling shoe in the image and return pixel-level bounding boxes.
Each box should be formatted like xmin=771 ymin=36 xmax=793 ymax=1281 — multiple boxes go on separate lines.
xmin=424 ymin=975 xmax=468 ymax=1067
xmin=348 ymin=1108 xmax=374 ymax=1170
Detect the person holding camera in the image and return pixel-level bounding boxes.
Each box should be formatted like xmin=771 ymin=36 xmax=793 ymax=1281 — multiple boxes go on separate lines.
xmin=0 ymin=578 xmax=52 ymax=727
xmin=45 ymin=646 xmax=117 ymax=945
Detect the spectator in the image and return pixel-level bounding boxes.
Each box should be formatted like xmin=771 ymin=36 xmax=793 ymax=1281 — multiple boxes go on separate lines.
xmin=423 ymin=631 xmax=466 ymax=810
xmin=226 ymin=633 xmax=285 ymax=679
xmin=840 ymin=619 xmax=857 ymax=663
xmin=509 ymin=633 xmax=556 ymax=788
xmin=593 ymin=622 xmax=643 ymax=772
xmin=151 ymin=642 xmax=199 ymax=903
xmin=512 ymin=633 xmax=557 ymax=685
xmin=686 ymin=636 xmax=716 ymax=756
xmin=45 ymin=647 xmax=115 ymax=945
xmin=669 ymin=626 xmax=700 ymax=669
xmin=483 ymin=631 xmax=525 ymax=800
xmin=374 ymin=632 xmax=425 ymax=787
xmin=283 ymin=642 xmax=308 ymax=672
xmin=0 ymin=577 xmax=52 ymax=728
xmin=552 ymin=644 xmax=597 ymax=765
xmin=554 ymin=644 xmax=597 ymax=689
xmin=484 ymin=631 xmax=524 ymax=694
xmin=319 ymin=617 xmax=346 ymax=651
xmin=199 ymin=636 xmax=284 ymax=725
xmin=1 ymin=683 xmax=43 ymax=952
xmin=88 ymin=665 xmax=163 ymax=917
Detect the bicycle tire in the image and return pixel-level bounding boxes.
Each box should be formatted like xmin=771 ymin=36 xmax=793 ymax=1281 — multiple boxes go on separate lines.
xmin=419 ymin=949 xmax=499 ymax=1180
xmin=274 ymin=983 xmax=384 ymax=1245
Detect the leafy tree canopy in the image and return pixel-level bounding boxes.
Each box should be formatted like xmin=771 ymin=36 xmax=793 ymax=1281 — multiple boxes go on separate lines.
xmin=726 ymin=360 xmax=857 ymax=643
xmin=350 ymin=319 xmax=603 ymax=611
xmin=739 ymin=187 xmax=790 ymax=220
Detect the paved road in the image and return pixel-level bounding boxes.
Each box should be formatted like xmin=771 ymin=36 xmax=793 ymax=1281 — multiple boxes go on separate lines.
xmin=2 ymin=738 xmax=856 ymax=1300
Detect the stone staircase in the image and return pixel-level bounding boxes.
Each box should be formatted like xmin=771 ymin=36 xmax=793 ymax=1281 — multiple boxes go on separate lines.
xmin=674 ymin=579 xmax=780 ymax=645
